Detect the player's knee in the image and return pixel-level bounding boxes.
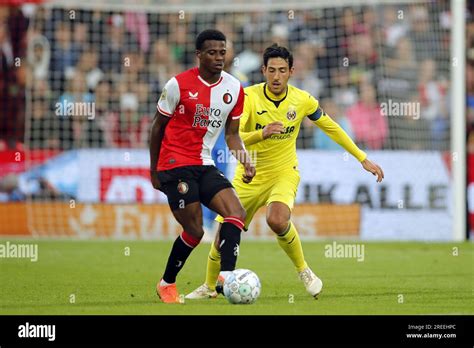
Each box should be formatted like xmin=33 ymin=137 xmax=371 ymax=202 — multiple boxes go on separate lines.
xmin=232 ymin=206 xmax=246 ymax=222
xmin=183 ymin=221 xmax=205 ymax=240
xmin=267 ymin=215 xmax=289 ymax=235
xmin=224 ymin=203 xmax=246 ymax=222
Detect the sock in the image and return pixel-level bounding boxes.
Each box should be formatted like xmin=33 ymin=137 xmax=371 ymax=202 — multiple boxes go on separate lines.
xmin=276 ymin=221 xmax=308 ymax=273
xmin=162 ymin=231 xmax=201 ymax=284
xmin=205 ymin=241 xmax=221 ymax=290
xmin=219 ymin=216 xmax=244 ymax=271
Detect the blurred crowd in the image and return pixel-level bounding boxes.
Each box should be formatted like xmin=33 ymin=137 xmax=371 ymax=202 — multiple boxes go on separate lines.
xmin=0 ymin=1 xmax=466 ymax=152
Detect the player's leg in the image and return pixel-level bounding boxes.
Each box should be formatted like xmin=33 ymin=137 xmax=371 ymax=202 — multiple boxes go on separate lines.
xmin=205 ymin=187 xmax=245 ymax=276
xmin=267 ymin=201 xmax=307 ymax=272
xmin=161 ymin=202 xmax=204 ymax=285
xmin=199 ymin=167 xmax=246 ymax=278
xmin=205 ymin=181 xmax=261 ymax=286
xmin=184 ymin=226 xmax=222 ymax=299
xmin=156 ymin=168 xmax=204 ymax=303
xmin=266 ymin=170 xmax=323 ymax=298
xmin=186 ymin=171 xmax=263 ymax=300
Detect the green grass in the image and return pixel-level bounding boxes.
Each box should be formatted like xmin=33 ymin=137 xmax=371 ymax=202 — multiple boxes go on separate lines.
xmin=0 ymin=240 xmax=473 ymax=315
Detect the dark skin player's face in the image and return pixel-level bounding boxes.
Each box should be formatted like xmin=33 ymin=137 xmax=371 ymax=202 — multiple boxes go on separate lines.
xmin=197 ymin=40 xmax=226 ymax=82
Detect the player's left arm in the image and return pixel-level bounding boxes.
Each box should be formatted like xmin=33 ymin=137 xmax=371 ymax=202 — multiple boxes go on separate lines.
xmin=308 ymin=100 xmax=384 ymax=182
xmin=226 ymin=85 xmax=256 ymax=183
xmin=225 ymin=118 xmax=256 ymax=183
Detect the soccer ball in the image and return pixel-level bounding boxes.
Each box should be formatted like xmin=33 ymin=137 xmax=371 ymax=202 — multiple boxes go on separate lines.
xmin=223 ymin=269 xmax=261 ymax=304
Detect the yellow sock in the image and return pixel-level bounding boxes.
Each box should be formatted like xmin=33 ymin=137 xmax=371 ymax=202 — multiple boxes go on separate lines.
xmin=276 ymin=221 xmax=308 ymax=273
xmin=205 ymin=241 xmax=221 ymax=290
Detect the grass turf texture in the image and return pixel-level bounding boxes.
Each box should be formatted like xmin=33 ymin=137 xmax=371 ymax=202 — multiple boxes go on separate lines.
xmin=0 ymin=240 xmax=472 ymax=315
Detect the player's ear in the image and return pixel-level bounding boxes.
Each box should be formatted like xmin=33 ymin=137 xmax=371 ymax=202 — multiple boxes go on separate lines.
xmin=196 ymin=50 xmax=201 ymax=59
xmin=289 ymin=66 xmax=295 ymax=76
xmin=261 ymin=65 xmax=266 ymax=75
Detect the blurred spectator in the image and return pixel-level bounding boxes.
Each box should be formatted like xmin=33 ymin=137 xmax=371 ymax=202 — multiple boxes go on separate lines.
xmin=72 ymin=48 xmax=103 ymax=92
xmin=0 ymin=6 xmax=27 ymax=149
xmin=418 ymin=59 xmax=449 ymax=149
xmin=408 ymin=6 xmax=439 ymax=61
xmin=103 ymin=93 xmax=150 ymax=148
xmin=125 ymin=11 xmax=150 ymax=53
xmin=56 ymin=72 xmax=98 ymax=149
xmin=382 ymin=5 xmax=409 ymax=48
xmin=99 ymin=14 xmax=129 ymax=74
xmin=346 ymin=84 xmax=388 ymax=150
xmin=27 ymin=24 xmax=50 ymax=80
xmin=314 ymin=98 xmax=354 ymax=150
xmin=149 ymin=39 xmax=183 ymax=93
xmin=29 ymin=95 xmax=60 ymax=149
xmin=291 ymin=42 xmax=324 ymax=98
xmin=49 ymin=22 xmax=81 ymax=91
xmin=378 ymin=37 xmax=418 ymax=103
xmin=330 ymin=68 xmax=358 ymax=110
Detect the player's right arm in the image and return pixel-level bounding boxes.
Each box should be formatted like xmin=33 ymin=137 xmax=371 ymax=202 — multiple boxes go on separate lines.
xmin=149 ymin=111 xmax=171 ymax=190
xmin=149 ymin=78 xmax=180 ymax=190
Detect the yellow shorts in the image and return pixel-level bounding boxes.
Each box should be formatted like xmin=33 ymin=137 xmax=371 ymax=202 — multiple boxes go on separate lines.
xmin=216 ymin=168 xmax=300 ymax=230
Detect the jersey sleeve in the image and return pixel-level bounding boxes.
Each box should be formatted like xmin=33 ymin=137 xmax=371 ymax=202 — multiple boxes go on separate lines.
xmin=306 ymin=94 xmax=322 ymax=121
xmin=229 ymin=85 xmax=245 ymax=120
xmin=239 ymin=88 xmax=264 ymax=146
xmin=314 ymin=114 xmax=367 ymax=162
xmin=157 ymin=77 xmax=180 ymax=117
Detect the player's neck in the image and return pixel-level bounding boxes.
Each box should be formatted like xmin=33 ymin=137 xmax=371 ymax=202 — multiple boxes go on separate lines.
xmin=265 ymin=84 xmax=287 ymax=100
xmin=198 ymin=67 xmax=221 ymax=85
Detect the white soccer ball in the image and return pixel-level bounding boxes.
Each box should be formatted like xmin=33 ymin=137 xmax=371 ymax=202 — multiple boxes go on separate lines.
xmin=223 ymin=269 xmax=261 ymax=304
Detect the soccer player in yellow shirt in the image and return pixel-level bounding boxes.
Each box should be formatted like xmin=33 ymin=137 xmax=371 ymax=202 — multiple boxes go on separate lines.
xmin=186 ymin=44 xmax=384 ymax=299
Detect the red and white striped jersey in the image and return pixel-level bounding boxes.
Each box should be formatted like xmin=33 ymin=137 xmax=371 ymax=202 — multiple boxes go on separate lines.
xmin=156 ymin=67 xmax=244 ymax=171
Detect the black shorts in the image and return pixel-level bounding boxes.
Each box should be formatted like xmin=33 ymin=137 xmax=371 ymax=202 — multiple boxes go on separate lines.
xmin=157 ymin=165 xmax=234 ymax=210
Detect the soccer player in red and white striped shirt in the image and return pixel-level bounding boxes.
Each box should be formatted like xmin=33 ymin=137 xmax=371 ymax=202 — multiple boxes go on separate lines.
xmin=149 ymin=29 xmax=255 ymax=303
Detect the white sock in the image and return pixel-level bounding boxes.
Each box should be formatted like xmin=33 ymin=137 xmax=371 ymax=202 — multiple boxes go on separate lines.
xmin=219 ymin=271 xmax=232 ymax=281
xmin=160 ymin=279 xmax=173 ymax=286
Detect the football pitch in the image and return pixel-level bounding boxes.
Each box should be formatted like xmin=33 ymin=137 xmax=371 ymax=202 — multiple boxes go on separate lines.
xmin=0 ymin=240 xmax=472 ymax=315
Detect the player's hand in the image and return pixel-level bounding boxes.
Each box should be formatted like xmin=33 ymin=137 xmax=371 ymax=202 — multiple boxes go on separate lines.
xmin=262 ymin=121 xmax=284 ymax=139
xmin=361 ymin=158 xmax=384 ymax=183
xmin=242 ymin=161 xmax=256 ymax=184
xmin=150 ymin=170 xmax=162 ymax=190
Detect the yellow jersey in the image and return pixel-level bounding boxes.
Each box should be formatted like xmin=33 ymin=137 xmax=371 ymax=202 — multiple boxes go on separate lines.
xmin=236 ymin=83 xmax=367 ymax=178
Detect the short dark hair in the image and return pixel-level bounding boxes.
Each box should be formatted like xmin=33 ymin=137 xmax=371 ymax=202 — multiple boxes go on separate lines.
xmin=263 ymin=44 xmax=293 ymax=68
xmin=195 ymin=29 xmax=226 ymax=50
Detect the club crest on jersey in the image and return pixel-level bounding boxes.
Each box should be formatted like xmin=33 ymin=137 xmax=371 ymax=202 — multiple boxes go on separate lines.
xmin=223 ymin=93 xmax=233 ymax=104
xmin=286 ymin=106 xmax=297 ymax=121
xmin=177 ymin=181 xmax=189 ymax=194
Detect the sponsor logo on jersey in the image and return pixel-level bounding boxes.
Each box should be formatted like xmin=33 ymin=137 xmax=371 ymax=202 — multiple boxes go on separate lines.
xmin=223 ymin=92 xmax=233 ymax=104
xmin=177 ymin=181 xmax=189 ymax=194
xmin=255 ymin=123 xmax=295 ymax=134
xmin=193 ymin=104 xmax=223 ymax=128
xmin=188 ymin=91 xmax=198 ymax=99
xmin=286 ymin=106 xmax=297 ymax=120
xmin=256 ymin=110 xmax=268 ymax=115
xmin=192 ymin=116 xmax=223 ymax=128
